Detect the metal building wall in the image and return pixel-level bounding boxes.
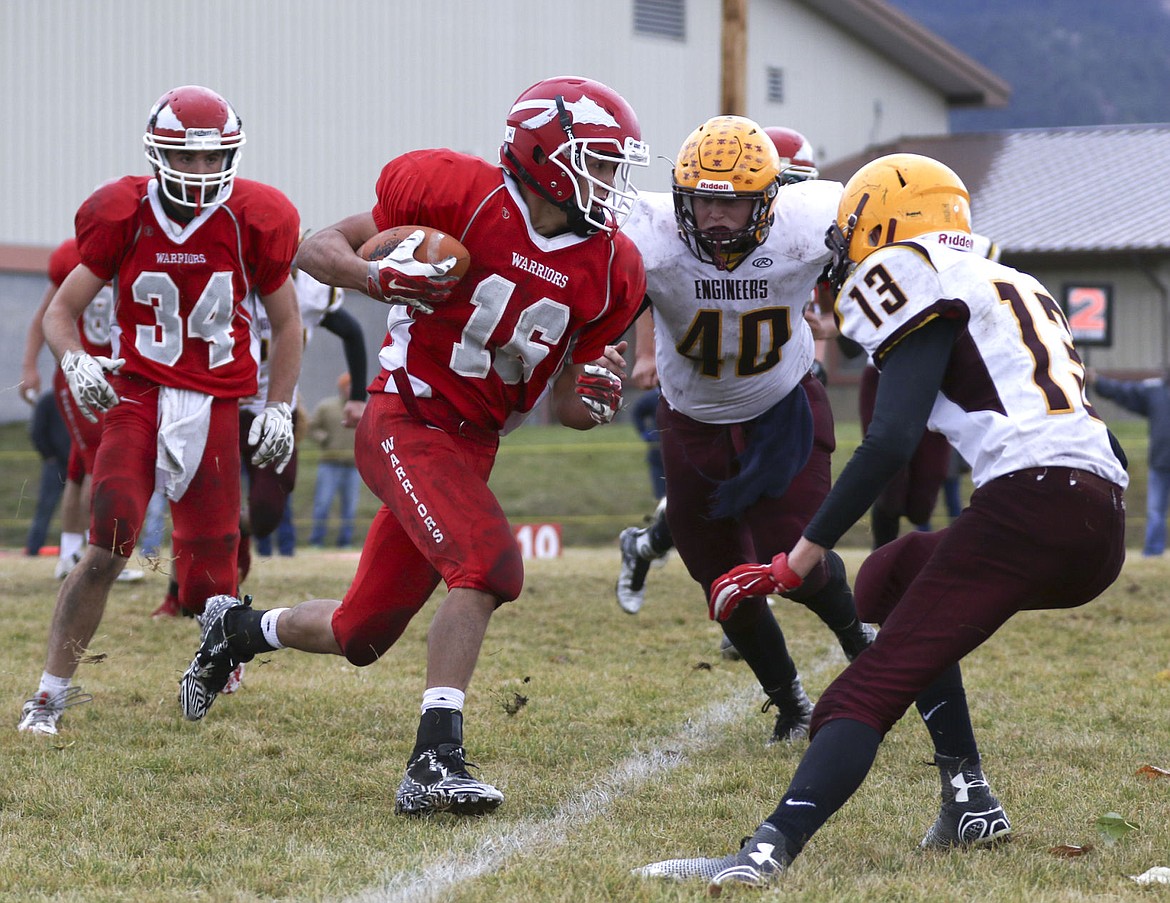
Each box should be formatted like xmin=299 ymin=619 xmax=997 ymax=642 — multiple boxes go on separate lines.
xmin=0 ymin=0 xmax=952 ymax=422
xmin=1 ymin=0 xmax=948 ymax=244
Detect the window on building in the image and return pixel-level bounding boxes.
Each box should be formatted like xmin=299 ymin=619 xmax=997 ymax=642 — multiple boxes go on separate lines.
xmin=767 ymin=66 xmax=785 ymax=103
xmin=634 ymin=0 xmax=685 ymax=40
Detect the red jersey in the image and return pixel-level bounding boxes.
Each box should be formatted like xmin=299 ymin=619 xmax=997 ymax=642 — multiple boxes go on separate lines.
xmin=73 ymin=175 xmax=298 ymax=397
xmin=366 ymin=150 xmax=645 ymax=430
xmin=48 ymin=237 xmax=114 ymax=358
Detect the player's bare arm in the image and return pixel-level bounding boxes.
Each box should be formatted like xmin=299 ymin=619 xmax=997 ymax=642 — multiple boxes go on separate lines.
xmin=259 ymin=277 xmax=303 ymax=406
xmin=296 ymin=212 xmax=379 ymax=294
xmin=20 ymin=280 xmax=58 ymax=403
xmin=42 ymin=265 xmax=105 ymax=360
xmin=631 ymin=308 xmax=658 ymax=390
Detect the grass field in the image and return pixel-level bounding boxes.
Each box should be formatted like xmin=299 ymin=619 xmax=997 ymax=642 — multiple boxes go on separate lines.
xmin=2 ymin=545 xmax=1169 ymax=902
xmin=0 ymin=414 xmax=1165 ymax=900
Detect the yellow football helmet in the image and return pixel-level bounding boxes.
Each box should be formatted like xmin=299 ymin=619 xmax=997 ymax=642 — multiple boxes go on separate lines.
xmin=825 ymin=153 xmax=971 ymax=290
xmin=672 ymin=115 xmax=781 ymax=271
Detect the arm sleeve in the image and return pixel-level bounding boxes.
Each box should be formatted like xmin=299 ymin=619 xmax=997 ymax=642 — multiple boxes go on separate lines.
xmin=804 ymin=317 xmax=960 ymax=548
xmin=319 ymin=307 xmax=368 ymax=401
xmin=1091 ymin=377 xmax=1150 ymax=416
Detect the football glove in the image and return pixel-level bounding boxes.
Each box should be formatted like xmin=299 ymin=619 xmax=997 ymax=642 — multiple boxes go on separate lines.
xmin=60 ymin=349 xmax=124 ymax=423
xmin=248 ymin=401 xmax=295 ymax=473
xmin=365 ymin=229 xmax=458 ymax=314
xmin=576 ymin=363 xmax=624 ymax=424
xmin=709 ymin=553 xmax=804 ymax=622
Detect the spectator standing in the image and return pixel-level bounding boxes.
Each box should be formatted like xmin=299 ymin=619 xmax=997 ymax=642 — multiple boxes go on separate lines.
xmin=309 ymin=372 xmax=362 ymax=548
xmin=1089 ymin=367 xmax=1170 ymax=556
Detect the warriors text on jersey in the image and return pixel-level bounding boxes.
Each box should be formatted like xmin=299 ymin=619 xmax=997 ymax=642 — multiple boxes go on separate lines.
xmin=73 ymin=175 xmax=299 ymax=397
xmin=622 ymin=180 xmax=841 ymax=423
xmin=365 ymin=150 xmax=646 ymax=430
xmin=835 ymin=233 xmax=1128 ymax=489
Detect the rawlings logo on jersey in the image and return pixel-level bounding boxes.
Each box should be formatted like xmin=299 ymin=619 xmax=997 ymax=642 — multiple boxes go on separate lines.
xmin=510 ymin=95 xmax=620 ymax=131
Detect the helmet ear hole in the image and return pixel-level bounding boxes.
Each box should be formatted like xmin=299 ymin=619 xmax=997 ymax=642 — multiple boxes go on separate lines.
xmin=533 ymin=147 xmax=547 ymax=165
xmin=867 ymin=225 xmax=882 ymax=248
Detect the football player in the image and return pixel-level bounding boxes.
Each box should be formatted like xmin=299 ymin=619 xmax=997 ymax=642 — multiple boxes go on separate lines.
xmin=175 ymin=75 xmax=648 ymax=818
xmin=616 ymin=124 xmax=825 ymax=625
xmin=18 ymin=85 xmax=303 ymax=735
xmin=637 ymin=154 xmax=1128 ymax=890
xmin=20 ymin=238 xmax=145 ymax=584
xmin=615 ymin=116 xmax=874 ymax=744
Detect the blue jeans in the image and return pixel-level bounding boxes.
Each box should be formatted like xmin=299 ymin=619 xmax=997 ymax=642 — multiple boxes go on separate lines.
xmin=310 ymin=461 xmax=360 ymax=547
xmin=25 ymin=457 xmax=67 ymax=555
xmin=1144 ymin=466 xmax=1170 ymax=557
xmin=255 ymin=501 xmax=296 ymax=556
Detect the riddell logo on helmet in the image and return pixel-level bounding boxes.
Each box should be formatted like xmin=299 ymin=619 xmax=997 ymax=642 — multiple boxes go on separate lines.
xmin=935 ymin=232 xmax=974 ymax=251
xmin=696 ymin=180 xmax=735 ymax=192
xmin=185 ymin=127 xmax=222 ymax=146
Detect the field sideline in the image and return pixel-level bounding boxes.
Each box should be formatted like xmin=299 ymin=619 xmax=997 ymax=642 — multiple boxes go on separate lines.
xmin=2 ymin=546 xmax=1169 ymax=902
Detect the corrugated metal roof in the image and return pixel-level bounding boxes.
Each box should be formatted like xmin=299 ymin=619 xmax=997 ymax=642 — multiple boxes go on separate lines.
xmin=821 ymin=124 xmax=1170 ymax=255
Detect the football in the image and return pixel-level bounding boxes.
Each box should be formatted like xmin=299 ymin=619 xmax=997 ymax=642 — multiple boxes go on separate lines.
xmin=357 ymin=225 xmax=471 ymax=280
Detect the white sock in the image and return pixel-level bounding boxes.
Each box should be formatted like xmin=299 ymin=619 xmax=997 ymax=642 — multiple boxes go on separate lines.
xmin=260 ymin=609 xmax=288 ymax=649
xmin=420 ymin=686 xmax=465 ymax=714
xmin=38 ymin=672 xmax=71 ymax=698
xmin=59 ymin=532 xmax=84 ymax=560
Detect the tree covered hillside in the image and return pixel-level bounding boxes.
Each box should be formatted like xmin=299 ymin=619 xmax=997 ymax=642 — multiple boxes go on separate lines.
xmin=887 ymin=0 xmax=1170 ymax=129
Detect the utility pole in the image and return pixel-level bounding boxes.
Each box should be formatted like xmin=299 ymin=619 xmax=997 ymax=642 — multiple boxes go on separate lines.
xmin=721 ymin=0 xmax=748 ymax=115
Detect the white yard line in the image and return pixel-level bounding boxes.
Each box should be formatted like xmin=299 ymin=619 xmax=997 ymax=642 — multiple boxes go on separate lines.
xmin=339 ymin=652 xmax=844 ymax=903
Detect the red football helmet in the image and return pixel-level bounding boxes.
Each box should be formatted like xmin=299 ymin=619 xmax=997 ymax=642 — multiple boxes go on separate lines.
xmin=501 ymin=75 xmax=648 ymax=235
xmin=764 ymin=126 xmax=818 ymax=184
xmin=143 ymin=85 xmax=245 ymax=213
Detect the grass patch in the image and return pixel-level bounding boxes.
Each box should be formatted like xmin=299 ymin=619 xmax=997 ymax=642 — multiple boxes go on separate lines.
xmin=2 ymin=549 xmax=1169 ymax=901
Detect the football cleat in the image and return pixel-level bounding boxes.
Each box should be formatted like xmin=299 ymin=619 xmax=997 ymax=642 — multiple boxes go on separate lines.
xmin=615 ymin=526 xmax=653 ymax=614
xmin=634 ymin=822 xmax=790 ymax=891
xmin=719 ymin=632 xmax=742 ymax=661
xmin=54 ymin=551 xmax=82 ymax=580
xmin=178 ymin=594 xmax=253 ymax=721
xmin=920 ymin=754 xmax=1012 ymax=849
xmin=395 ymin=744 xmax=504 ymax=816
xmin=765 ymin=676 xmax=813 ymax=745
xmin=838 ymin=620 xmax=878 ymax=662
xmin=17 ymin=686 xmax=93 ymax=735
xmin=115 ymin=566 xmax=145 ymax=583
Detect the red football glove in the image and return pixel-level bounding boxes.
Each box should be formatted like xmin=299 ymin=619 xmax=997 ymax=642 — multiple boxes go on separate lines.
xmin=365 ymin=229 xmax=458 ymax=314
xmin=575 ymin=363 xmax=624 ymax=424
xmin=709 ymin=553 xmax=804 ymax=622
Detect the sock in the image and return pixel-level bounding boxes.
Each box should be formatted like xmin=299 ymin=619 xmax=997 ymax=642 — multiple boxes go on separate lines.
xmin=38 ymin=672 xmax=71 ymax=698
xmin=915 ymin=663 xmax=978 ymax=759
xmin=766 ymin=719 xmax=881 ymax=858
xmin=421 ymin=686 xmax=465 ymax=714
xmin=260 ymin=609 xmax=288 ymax=649
xmin=413 ymin=705 xmax=464 ymax=756
xmin=721 ymin=599 xmax=798 ymax=690
xmin=646 ymin=515 xmax=673 ymax=556
xmin=222 ymin=606 xmax=278 ymax=658
xmin=59 ymin=532 xmax=84 ymax=561
xmin=787 ymin=551 xmax=861 ymax=633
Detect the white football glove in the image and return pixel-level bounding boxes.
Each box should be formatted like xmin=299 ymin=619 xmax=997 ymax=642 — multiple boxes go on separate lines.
xmin=365 ymin=230 xmax=458 ymax=314
xmin=60 ymin=349 xmax=124 ymax=423
xmin=575 ymin=363 xmax=624 ymax=424
xmin=248 ymin=401 xmax=295 ymax=473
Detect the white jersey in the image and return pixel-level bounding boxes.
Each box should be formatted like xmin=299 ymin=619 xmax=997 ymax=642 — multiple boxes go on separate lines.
xmin=240 ymin=269 xmax=345 ymax=415
xmin=836 ymin=233 xmax=1128 ymax=490
xmin=623 ymin=180 xmax=841 ymax=423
